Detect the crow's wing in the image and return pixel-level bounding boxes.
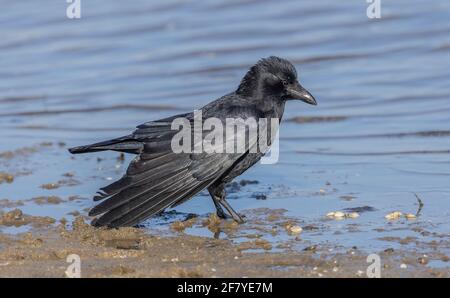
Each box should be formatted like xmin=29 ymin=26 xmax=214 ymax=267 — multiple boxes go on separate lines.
xmin=90 ymin=109 xmax=260 ymax=228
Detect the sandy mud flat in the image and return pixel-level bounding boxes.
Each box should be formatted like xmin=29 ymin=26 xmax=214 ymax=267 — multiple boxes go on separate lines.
xmin=0 ymin=143 xmax=449 ymax=277
xmin=0 ymin=210 xmax=447 ymax=278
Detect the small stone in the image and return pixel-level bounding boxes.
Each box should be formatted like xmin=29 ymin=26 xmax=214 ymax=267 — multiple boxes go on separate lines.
xmin=288 ymin=225 xmax=303 ymax=234
xmin=400 ymin=263 xmax=407 ymax=269
xmin=385 ymin=211 xmax=402 ymax=220
xmin=418 ymin=257 xmax=428 ymax=265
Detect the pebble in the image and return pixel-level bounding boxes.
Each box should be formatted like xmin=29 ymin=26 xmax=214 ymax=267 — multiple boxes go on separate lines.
xmin=288 ymin=225 xmax=303 ymax=234
xmin=385 ymin=211 xmax=402 ymax=220
xmin=400 ymin=263 xmax=407 ymax=269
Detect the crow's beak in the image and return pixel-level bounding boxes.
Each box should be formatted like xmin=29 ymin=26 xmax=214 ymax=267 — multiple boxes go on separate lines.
xmin=286 ymin=82 xmax=317 ymax=105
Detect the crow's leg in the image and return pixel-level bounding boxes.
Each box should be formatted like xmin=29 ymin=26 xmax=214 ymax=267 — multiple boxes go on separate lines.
xmin=208 ymin=184 xmax=244 ymax=223
xmin=212 ymin=196 xmax=229 ymax=219
xmin=219 ymin=199 xmax=245 ymax=224
xmin=208 ymin=187 xmax=229 ymax=219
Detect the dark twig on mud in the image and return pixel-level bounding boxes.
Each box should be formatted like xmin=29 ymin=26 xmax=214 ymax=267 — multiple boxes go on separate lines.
xmin=414 ymin=193 xmax=424 ymax=217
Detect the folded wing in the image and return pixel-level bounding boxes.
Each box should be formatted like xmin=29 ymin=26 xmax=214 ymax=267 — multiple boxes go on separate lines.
xmin=90 ymin=111 xmax=259 ymax=228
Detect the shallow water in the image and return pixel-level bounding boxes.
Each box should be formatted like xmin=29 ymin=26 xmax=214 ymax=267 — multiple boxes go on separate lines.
xmin=1 ymin=0 xmax=449 ymax=260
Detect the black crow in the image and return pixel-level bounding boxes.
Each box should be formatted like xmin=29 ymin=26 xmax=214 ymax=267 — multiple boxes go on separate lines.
xmin=69 ymin=56 xmax=316 ymax=227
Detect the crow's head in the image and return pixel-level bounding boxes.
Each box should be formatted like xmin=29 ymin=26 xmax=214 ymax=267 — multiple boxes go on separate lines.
xmin=237 ymin=56 xmax=316 ymax=105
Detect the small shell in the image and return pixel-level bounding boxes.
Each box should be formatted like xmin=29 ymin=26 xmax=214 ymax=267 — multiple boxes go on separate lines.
xmin=405 ymin=213 xmax=417 ymax=219
xmin=346 ymin=212 xmax=360 ymax=218
xmin=289 ymin=225 xmax=303 ymax=234
xmin=333 ymin=211 xmax=345 ymax=218
xmin=385 ymin=211 xmax=402 ymax=220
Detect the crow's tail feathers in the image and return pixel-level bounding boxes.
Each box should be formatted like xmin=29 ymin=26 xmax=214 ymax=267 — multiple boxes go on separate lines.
xmin=68 ymin=135 xmax=143 ymax=155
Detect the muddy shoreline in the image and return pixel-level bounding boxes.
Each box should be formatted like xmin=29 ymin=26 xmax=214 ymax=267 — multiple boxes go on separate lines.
xmin=0 ymin=143 xmax=449 ymax=277
xmin=0 ymin=211 xmax=448 ymax=278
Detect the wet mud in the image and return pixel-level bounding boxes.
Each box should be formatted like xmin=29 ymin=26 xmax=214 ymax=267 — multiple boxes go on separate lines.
xmin=0 ymin=216 xmax=447 ymax=278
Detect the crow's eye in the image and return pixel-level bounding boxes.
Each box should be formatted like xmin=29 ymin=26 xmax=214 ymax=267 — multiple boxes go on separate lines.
xmin=281 ymin=79 xmax=288 ymax=86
